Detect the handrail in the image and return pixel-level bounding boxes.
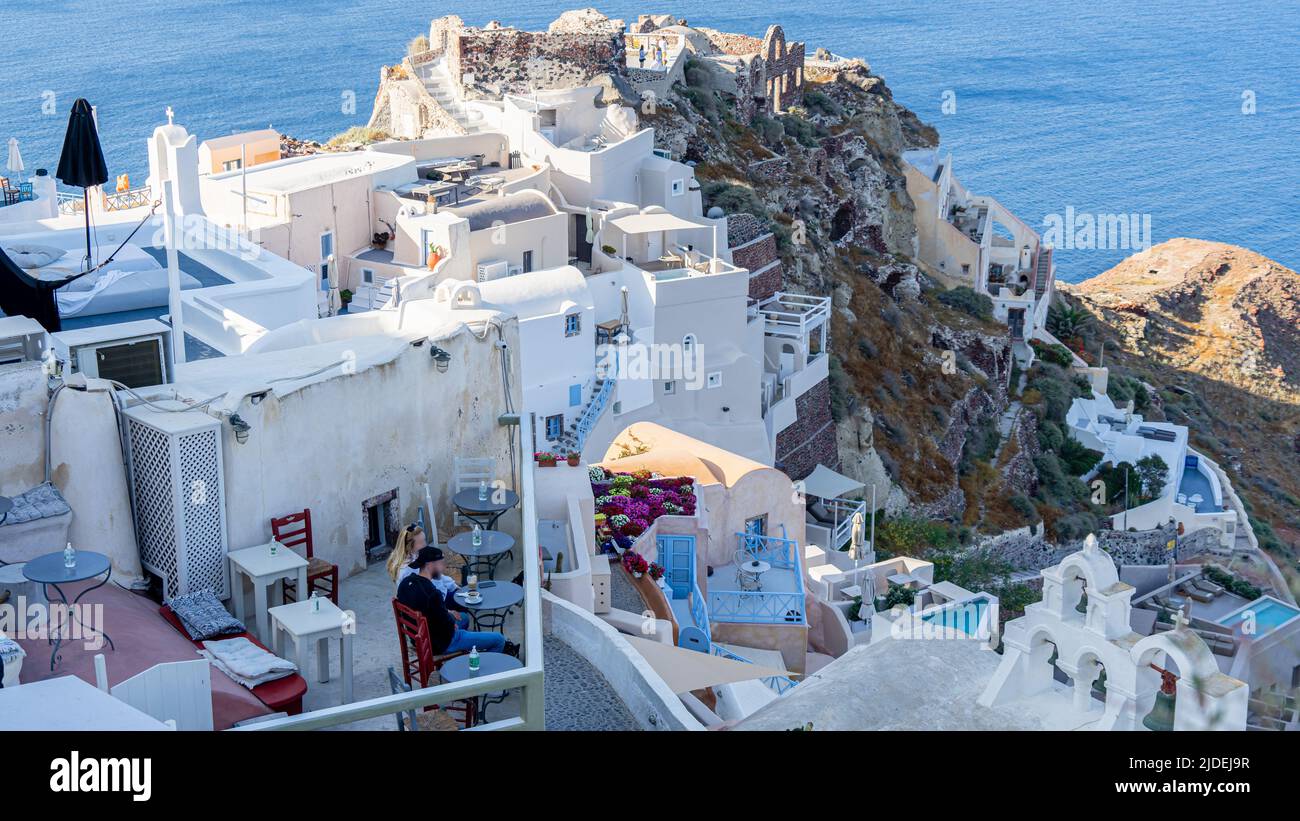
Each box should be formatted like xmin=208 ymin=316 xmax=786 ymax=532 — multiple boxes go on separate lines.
xmin=571 ymin=371 xmax=613 ymax=453
xmin=690 ymin=580 xmax=712 ymax=646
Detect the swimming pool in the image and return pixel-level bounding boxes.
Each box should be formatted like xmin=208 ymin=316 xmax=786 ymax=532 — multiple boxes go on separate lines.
xmin=1218 ymin=597 xmax=1300 ymax=635
xmin=921 ymin=595 xmax=991 ymax=637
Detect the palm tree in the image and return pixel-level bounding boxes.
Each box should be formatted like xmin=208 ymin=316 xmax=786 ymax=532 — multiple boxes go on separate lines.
xmin=1047 ymin=303 xmax=1094 ymax=342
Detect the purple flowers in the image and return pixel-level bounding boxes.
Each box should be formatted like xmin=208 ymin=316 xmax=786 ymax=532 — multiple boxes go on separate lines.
xmin=593 ymin=472 xmax=697 ymax=540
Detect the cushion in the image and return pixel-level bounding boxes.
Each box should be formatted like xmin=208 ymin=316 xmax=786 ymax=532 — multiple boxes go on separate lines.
xmin=167 ymin=589 xmax=246 ymax=641
xmin=2 ymin=243 xmax=66 ymax=269
xmin=0 ymin=482 xmax=71 ymax=525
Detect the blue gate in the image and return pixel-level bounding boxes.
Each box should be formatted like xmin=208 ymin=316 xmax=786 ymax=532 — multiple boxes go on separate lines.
xmin=657 ymin=534 xmax=695 ymax=600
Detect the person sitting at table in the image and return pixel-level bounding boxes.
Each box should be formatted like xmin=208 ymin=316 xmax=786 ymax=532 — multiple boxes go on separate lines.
xmin=398 ymin=546 xmax=518 ymax=657
xmin=389 ymin=523 xmax=461 ymax=596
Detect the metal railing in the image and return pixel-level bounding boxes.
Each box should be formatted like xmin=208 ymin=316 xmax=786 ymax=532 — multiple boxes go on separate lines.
xmin=571 ymin=372 xmax=613 ymax=454
xmin=757 ymin=292 xmax=831 ymax=339
xmin=823 ymin=497 xmax=867 ymax=551
xmin=710 ymin=643 xmax=798 ymax=695
xmin=709 ymin=529 xmax=806 ymax=625
xmin=104 ymin=186 xmax=152 ymax=212
xmin=690 ymin=580 xmax=712 ymax=646
xmin=57 ymin=192 xmax=84 ymax=215
xmin=238 ymin=413 xmax=545 ymax=731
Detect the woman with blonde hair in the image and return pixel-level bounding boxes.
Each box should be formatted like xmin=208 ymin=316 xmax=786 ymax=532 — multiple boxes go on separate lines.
xmin=387 ymin=523 xmax=425 ymax=584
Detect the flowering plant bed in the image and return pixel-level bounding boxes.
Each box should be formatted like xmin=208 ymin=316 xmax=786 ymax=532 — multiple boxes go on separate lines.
xmin=534 ymin=451 xmax=558 ymax=467
xmin=589 ymin=467 xmax=697 ymax=545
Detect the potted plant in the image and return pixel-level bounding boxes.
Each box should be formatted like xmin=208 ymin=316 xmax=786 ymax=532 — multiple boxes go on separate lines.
xmin=566 ymin=452 xmax=581 ymax=467
xmin=648 ymin=562 xmax=665 ymax=582
xmin=622 ymin=550 xmax=649 ymax=579
xmin=426 ymin=243 xmax=445 ymax=270
xmin=339 ymin=289 xmax=353 ymax=311
xmin=534 ymin=451 xmax=557 ymax=467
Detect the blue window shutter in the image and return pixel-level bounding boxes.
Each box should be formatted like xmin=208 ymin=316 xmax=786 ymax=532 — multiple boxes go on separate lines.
xmin=569 ymin=384 xmax=582 ymax=406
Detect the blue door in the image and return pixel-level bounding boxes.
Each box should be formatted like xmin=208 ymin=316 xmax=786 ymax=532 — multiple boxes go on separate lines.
xmin=657 ymin=534 xmax=695 ymax=600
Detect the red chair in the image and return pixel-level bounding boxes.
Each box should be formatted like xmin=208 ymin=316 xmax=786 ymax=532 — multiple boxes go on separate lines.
xmin=271 ymin=509 xmax=339 ymax=605
xmin=392 ymin=598 xmax=473 ymax=727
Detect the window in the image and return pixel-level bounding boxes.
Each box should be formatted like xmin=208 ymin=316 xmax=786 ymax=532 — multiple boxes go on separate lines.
xmin=564 ymin=313 xmax=581 ymax=337
xmin=522 ymin=250 xmax=534 ymax=273
xmin=744 ymin=515 xmax=767 ymax=537
xmin=319 ymin=261 xmax=330 ymax=291
xmin=682 ymin=333 xmax=696 ymax=355
xmin=671 ymin=178 xmax=685 ymax=197
xmin=706 ymin=371 xmax=722 ymax=389
xmin=545 ymin=414 xmax=563 ymax=440
xmin=569 ymin=384 xmax=582 ymax=407
xmin=662 ymin=380 xmax=676 ymax=395
xmin=320 ymin=232 xmax=334 ymax=261
xmin=361 ymin=268 xmax=374 ymax=284
xmin=221 ymin=158 xmax=243 ymax=172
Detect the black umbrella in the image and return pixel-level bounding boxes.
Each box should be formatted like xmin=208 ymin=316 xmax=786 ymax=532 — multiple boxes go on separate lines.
xmin=56 ymin=98 xmax=108 ymax=272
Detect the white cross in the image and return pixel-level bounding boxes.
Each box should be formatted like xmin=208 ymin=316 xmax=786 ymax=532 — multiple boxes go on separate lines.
xmin=166 ymin=106 xmax=174 ymax=126
xmin=1173 ymin=606 xmax=1190 ymax=629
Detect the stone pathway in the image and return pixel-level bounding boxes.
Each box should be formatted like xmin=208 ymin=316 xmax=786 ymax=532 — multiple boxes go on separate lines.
xmin=543 ymin=635 xmax=640 ymax=730
xmin=608 ymin=554 xmax=648 ymax=613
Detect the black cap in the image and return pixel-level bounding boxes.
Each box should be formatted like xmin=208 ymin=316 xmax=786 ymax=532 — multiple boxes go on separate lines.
xmin=408 ymin=546 xmax=444 ymax=569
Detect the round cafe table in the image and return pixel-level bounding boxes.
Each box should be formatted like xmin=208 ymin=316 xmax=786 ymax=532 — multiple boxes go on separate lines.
xmin=447 ymin=528 xmax=515 ymax=583
xmin=453 ymin=581 xmax=523 ymax=633
xmin=452 ymin=487 xmax=519 ymax=531
xmin=439 ymin=651 xmax=523 ymax=726
xmin=22 ymin=550 xmax=116 ymax=670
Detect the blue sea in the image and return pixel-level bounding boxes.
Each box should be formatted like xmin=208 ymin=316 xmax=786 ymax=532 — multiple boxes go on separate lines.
xmin=2 ymin=1 xmax=1296 ymax=281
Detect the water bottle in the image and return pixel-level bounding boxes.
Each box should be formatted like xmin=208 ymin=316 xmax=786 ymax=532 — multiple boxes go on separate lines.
xmin=478 ymin=479 xmax=488 ymax=502
xmin=63 ymin=541 xmax=76 ymax=569
xmin=468 ymin=646 xmax=480 ymax=672
xmin=311 ymin=590 xmax=321 ymax=613
xmin=269 ymin=540 xmax=279 ymax=557
xmin=472 ymin=523 xmax=483 ymax=547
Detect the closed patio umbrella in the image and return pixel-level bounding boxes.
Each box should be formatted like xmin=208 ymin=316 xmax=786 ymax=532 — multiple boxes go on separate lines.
xmin=6 ymin=138 xmax=23 ymax=181
xmin=56 ymin=98 xmax=109 ymax=272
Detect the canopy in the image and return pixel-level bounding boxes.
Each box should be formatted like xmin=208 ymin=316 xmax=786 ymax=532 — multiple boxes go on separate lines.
xmin=624 ymin=634 xmax=791 ymax=694
xmin=609 ymin=212 xmax=706 ymax=234
xmin=802 ymin=463 xmax=864 ymax=500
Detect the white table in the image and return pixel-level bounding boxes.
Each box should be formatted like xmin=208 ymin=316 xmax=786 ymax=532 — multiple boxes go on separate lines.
xmin=0 ymin=675 xmax=171 ymax=730
xmin=268 ymin=598 xmax=354 ymax=704
xmin=228 ymin=540 xmax=308 ymax=642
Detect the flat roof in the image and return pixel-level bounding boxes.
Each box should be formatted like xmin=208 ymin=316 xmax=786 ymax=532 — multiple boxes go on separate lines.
xmin=206 ymin=151 xmax=414 ymax=194
xmin=201 ymin=129 xmax=279 ymax=151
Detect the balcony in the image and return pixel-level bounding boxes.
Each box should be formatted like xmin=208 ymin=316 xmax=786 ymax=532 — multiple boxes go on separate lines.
xmin=757 ymin=292 xmax=830 ymax=340
xmin=707 ymin=530 xmax=806 ymax=626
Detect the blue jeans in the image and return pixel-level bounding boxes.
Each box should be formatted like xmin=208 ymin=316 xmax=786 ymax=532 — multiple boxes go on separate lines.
xmin=445 ymin=624 xmax=506 ymax=654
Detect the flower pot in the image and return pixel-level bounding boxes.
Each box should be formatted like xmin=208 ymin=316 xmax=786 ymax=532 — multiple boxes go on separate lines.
xmin=566 ymin=454 xmax=581 ymax=467
xmin=426 ymin=253 xmax=442 ymax=271
xmin=538 ymin=458 xmax=556 ymax=468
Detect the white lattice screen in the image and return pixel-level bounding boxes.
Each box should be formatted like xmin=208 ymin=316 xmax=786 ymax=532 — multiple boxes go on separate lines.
xmin=125 ymin=404 xmax=230 ymax=600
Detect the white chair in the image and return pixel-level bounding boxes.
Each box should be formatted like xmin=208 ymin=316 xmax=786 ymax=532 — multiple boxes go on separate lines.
xmin=95 ymin=654 xmax=213 ymax=731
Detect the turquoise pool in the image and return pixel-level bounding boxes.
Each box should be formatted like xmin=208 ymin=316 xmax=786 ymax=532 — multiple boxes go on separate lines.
xmin=921 ymin=595 xmax=991 ymax=636
xmin=1218 ymin=597 xmax=1300 ymax=635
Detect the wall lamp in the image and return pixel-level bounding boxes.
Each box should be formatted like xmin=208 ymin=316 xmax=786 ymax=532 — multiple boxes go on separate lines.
xmin=229 ymin=413 xmax=251 ymax=444
xmin=429 ymin=345 xmax=452 ymax=372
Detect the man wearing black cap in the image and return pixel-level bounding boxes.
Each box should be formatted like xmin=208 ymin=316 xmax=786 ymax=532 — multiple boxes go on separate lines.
xmin=397 ymin=546 xmax=516 ymax=656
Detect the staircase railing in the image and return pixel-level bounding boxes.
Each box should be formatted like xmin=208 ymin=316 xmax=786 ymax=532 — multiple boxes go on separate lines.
xmin=571 ymin=373 xmax=614 ymax=454
xmin=709 ymin=643 xmax=798 ymax=695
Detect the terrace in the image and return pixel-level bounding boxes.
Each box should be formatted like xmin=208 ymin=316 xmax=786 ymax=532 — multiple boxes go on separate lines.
xmin=708 ymin=530 xmax=806 ymax=626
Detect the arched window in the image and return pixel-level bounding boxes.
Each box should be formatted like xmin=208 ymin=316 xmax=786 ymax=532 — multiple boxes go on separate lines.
xmin=682 ymin=333 xmax=697 ymax=356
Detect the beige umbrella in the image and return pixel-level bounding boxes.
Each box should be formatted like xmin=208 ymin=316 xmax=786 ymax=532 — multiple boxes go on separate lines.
xmin=624 ymin=635 xmax=791 ymax=694
xmin=326 ymin=254 xmax=341 ymax=316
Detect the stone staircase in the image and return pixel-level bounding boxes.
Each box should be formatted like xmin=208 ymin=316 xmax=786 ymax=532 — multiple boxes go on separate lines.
xmin=554 ymin=376 xmax=612 ymax=455
xmin=1034 ymin=246 xmax=1053 ymax=299
xmin=418 ymin=63 xmax=485 ymax=133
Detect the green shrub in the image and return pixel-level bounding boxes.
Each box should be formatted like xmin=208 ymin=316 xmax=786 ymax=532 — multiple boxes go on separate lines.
xmin=1059 ymin=434 xmax=1102 ymax=475
xmin=1035 ymin=452 xmax=1088 ymax=506
xmin=802 ymin=90 xmax=843 ymax=118
xmin=1055 ymin=511 xmax=1100 ymax=541
xmin=936 ymin=286 xmax=994 ymax=322
xmin=682 ymin=59 xmax=709 ymax=88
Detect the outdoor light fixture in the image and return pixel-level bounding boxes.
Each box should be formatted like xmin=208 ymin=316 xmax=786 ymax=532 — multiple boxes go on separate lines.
xmin=429 ymin=345 xmax=451 ymax=372
xmin=229 ymin=413 xmax=251 ymax=444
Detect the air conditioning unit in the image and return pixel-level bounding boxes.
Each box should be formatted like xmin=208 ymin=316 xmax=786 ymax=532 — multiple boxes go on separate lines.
xmin=52 ymin=319 xmax=172 ymax=388
xmin=0 ymin=316 xmax=49 ymax=365
xmin=123 ymin=400 xmax=230 ymax=600
xmin=507 ymin=265 xmax=523 ymax=278
xmin=476 ymin=259 xmax=509 ymax=282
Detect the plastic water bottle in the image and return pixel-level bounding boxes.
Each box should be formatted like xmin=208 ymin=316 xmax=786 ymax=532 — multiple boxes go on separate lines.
xmin=311 ymin=591 xmax=321 ymax=613
xmin=472 ymin=523 xmax=483 ymax=547
xmin=63 ymin=541 xmax=76 ymax=569
xmin=468 ymin=646 xmax=480 ymax=672
xmin=269 ymin=540 xmax=278 ymax=557
xmin=478 ymin=479 xmax=488 ymax=502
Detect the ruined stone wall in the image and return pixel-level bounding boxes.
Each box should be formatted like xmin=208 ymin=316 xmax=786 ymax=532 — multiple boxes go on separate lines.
xmin=452 ymin=28 xmax=626 ymax=99
xmin=974 ymin=522 xmax=1179 ymax=572
xmin=775 ymin=378 xmax=840 ymax=480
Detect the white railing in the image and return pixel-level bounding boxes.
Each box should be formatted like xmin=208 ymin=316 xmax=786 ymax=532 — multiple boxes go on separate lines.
xmin=758 ymin=292 xmax=831 ymax=339
xmin=240 ymin=413 xmax=545 ymax=731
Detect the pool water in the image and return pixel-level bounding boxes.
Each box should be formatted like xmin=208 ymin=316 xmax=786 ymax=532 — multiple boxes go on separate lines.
xmin=921 ymin=596 xmax=990 ymax=636
xmin=1219 ymin=598 xmax=1300 ymax=635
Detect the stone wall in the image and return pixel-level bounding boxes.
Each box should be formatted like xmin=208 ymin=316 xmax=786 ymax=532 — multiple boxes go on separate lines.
xmin=974 ymin=522 xmax=1179 ymax=573
xmin=775 ymin=378 xmax=839 ymax=480
xmin=451 ymin=25 xmax=626 ymax=100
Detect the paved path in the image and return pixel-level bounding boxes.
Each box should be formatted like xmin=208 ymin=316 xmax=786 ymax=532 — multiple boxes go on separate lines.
xmin=543 ymin=635 xmax=640 ymax=730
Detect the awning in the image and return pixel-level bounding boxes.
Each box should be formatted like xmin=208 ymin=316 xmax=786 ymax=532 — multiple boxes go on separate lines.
xmin=801 ymin=464 xmax=864 ymax=500
xmin=609 ymin=212 xmax=707 ymax=234
xmin=624 ymin=635 xmax=791 ymax=694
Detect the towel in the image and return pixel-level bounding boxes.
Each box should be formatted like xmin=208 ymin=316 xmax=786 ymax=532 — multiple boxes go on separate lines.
xmin=200 ymin=637 xmax=297 ymax=690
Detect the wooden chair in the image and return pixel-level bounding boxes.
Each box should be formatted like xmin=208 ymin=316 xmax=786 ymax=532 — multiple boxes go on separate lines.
xmin=271 ymin=509 xmax=339 ymax=604
xmin=392 ymin=598 xmax=472 ymax=727
xmin=386 ymin=667 xmax=460 ymax=731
